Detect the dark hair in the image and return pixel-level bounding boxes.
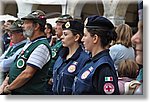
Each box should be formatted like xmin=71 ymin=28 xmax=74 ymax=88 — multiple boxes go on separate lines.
xmin=71 ymin=30 xmax=83 ymax=43
xmin=86 ymin=28 xmax=117 ymax=48
xmin=46 ymin=23 xmax=53 ymax=33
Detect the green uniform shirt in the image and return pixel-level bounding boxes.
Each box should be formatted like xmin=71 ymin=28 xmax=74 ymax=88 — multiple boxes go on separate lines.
xmin=48 ymin=40 xmax=62 ymax=78
xmin=5 ymin=42 xmax=26 ymax=59
xmin=9 ymin=38 xmax=51 ymax=95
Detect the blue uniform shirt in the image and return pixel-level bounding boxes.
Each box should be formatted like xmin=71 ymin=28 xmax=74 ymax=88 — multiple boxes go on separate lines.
xmin=72 ymin=49 xmax=120 ymax=95
xmin=52 ymin=46 xmax=89 ymax=94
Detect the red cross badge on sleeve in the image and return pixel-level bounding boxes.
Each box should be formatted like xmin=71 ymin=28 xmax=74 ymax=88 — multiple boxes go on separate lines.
xmin=103 ymin=83 xmax=115 ymax=94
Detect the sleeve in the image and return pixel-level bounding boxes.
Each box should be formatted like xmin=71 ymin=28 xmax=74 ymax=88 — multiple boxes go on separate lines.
xmin=27 ymin=44 xmax=51 ymax=69
xmin=93 ymin=64 xmax=119 ymax=95
xmin=0 ymin=48 xmax=22 ymax=72
xmin=0 ymin=46 xmax=11 ymax=60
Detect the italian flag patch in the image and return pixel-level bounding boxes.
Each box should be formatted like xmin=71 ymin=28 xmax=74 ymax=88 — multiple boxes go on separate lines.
xmin=105 ymin=77 xmax=113 ymax=81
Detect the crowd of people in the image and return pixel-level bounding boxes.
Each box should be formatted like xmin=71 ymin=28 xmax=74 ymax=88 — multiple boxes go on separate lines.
xmin=0 ymin=0 xmax=143 ymax=95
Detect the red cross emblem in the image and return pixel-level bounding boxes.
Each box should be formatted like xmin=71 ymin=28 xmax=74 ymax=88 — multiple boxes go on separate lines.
xmin=103 ymin=83 xmax=115 ymax=94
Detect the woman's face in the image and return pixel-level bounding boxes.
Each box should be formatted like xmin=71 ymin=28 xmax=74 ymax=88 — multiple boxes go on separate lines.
xmin=131 ymin=21 xmax=143 ymax=64
xmin=82 ymin=28 xmax=94 ymax=52
xmin=61 ymin=30 xmax=78 ymax=47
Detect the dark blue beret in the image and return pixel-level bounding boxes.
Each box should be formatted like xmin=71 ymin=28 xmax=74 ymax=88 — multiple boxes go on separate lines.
xmin=85 ymin=15 xmax=114 ymax=30
xmin=62 ymin=20 xmax=84 ymax=35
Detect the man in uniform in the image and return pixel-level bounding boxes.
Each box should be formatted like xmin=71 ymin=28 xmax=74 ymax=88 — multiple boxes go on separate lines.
xmin=1 ymin=10 xmax=51 ymax=95
xmin=0 ymin=19 xmax=27 ymax=88
xmin=1 ymin=20 xmax=14 ymax=53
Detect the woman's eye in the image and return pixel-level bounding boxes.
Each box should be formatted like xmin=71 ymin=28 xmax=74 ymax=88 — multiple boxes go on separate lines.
xmin=63 ymin=32 xmax=67 ymax=36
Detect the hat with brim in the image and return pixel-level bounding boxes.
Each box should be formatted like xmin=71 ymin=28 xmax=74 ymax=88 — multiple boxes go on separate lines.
xmin=21 ymin=10 xmax=46 ymax=26
xmin=56 ymin=14 xmax=73 ymax=23
xmin=9 ymin=19 xmax=23 ymax=32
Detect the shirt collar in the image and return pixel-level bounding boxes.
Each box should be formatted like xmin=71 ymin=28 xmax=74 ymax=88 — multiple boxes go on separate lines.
xmin=60 ymin=45 xmax=83 ymax=61
xmin=30 ymin=36 xmax=46 ymax=42
xmin=91 ymin=49 xmax=110 ymax=62
xmin=12 ymin=39 xmax=27 ymax=48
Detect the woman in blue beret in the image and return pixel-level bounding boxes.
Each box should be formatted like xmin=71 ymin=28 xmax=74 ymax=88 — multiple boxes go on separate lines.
xmin=52 ymin=20 xmax=90 ymax=95
xmin=72 ymin=15 xmax=120 ymax=95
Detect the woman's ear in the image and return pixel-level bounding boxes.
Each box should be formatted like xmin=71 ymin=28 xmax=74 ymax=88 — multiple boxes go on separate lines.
xmin=75 ymin=34 xmax=80 ymax=42
xmin=93 ymin=34 xmax=99 ymax=44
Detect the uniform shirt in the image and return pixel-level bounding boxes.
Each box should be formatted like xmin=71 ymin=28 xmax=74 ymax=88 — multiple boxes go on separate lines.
xmin=23 ymin=37 xmax=50 ymax=69
xmin=93 ymin=64 xmax=119 ymax=94
xmin=8 ymin=36 xmax=51 ymax=94
xmin=48 ymin=40 xmax=62 ymax=78
xmin=72 ymin=49 xmax=120 ymax=95
xmin=0 ymin=40 xmax=27 ymax=72
xmin=27 ymin=44 xmax=50 ymax=69
xmin=52 ymin=46 xmax=89 ymax=94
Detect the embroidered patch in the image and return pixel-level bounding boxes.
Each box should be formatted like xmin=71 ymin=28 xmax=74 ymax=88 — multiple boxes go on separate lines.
xmin=105 ymin=77 xmax=113 ymax=82
xmin=52 ymin=50 xmax=56 ymax=58
xmin=84 ymin=18 xmax=88 ymax=26
xmin=68 ymin=65 xmax=76 ymax=73
xmin=17 ymin=58 xmax=25 ymax=68
xmin=88 ymin=66 xmax=94 ymax=72
xmin=103 ymin=83 xmax=115 ymax=94
xmin=81 ymin=70 xmax=90 ymax=79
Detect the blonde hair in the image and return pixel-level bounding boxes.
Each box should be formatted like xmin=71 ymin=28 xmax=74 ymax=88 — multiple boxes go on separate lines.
xmin=115 ymin=24 xmax=133 ymax=48
xmin=118 ymin=59 xmax=139 ymax=79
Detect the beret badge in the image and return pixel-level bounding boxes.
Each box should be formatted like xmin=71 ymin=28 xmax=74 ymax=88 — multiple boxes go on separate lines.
xmin=84 ymin=18 xmax=88 ymax=26
xmin=65 ymin=22 xmax=70 ymax=28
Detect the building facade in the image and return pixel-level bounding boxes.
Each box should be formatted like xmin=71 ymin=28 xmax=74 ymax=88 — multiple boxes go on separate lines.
xmin=0 ymin=0 xmax=138 ymax=27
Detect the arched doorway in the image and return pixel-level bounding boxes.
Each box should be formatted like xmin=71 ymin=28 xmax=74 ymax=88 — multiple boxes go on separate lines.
xmin=81 ymin=1 xmax=104 ymax=21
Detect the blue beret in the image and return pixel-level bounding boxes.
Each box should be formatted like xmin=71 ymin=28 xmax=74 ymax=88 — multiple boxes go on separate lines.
xmin=85 ymin=15 xmax=114 ymax=30
xmin=62 ymin=20 xmax=84 ymax=35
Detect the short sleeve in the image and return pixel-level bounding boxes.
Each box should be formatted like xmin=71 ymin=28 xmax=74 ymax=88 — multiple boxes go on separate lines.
xmin=27 ymin=44 xmax=50 ymax=69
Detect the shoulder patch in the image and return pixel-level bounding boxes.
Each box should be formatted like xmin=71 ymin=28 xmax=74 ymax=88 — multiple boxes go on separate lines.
xmin=103 ymin=83 xmax=115 ymax=94
xmin=81 ymin=70 xmax=90 ymax=79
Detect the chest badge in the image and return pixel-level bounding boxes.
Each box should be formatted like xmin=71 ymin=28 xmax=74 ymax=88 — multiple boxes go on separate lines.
xmin=17 ymin=58 xmax=25 ymax=68
xmin=52 ymin=50 xmax=56 ymax=58
xmin=68 ymin=65 xmax=76 ymax=73
xmin=81 ymin=70 xmax=90 ymax=79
